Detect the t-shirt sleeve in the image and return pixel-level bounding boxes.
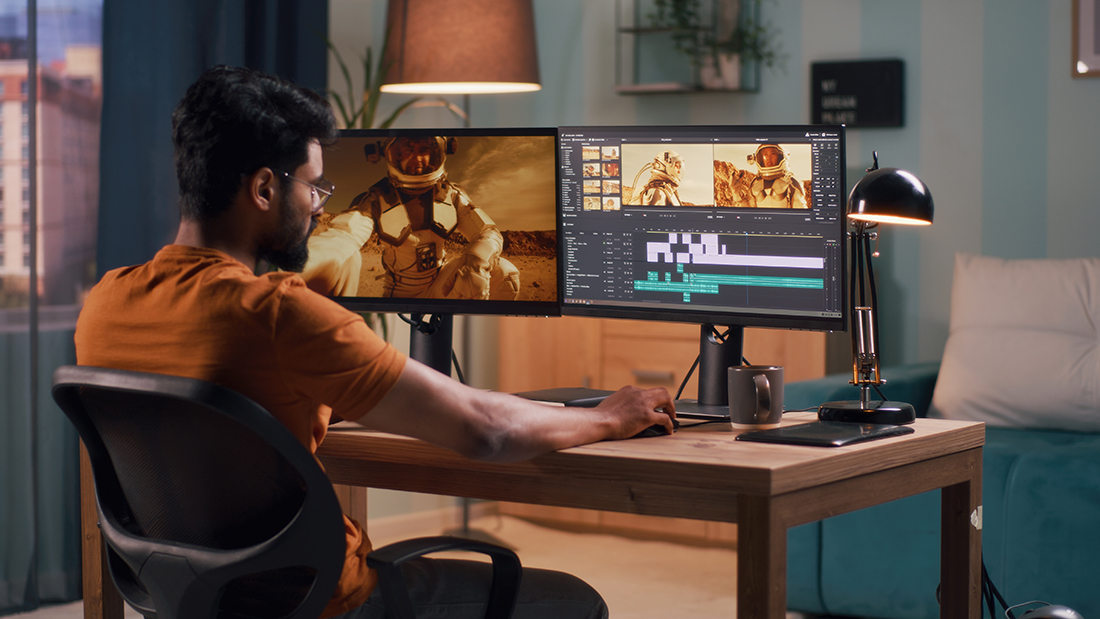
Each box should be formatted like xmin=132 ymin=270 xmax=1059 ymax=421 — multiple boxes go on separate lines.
xmin=272 ymin=280 xmax=406 ymax=422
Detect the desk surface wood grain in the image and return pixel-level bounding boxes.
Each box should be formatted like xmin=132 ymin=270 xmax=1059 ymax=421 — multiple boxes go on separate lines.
xmin=317 ymin=413 xmax=984 ymax=523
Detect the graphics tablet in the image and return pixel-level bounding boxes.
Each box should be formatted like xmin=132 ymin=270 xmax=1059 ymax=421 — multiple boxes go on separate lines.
xmin=735 ymin=420 xmax=915 ymax=447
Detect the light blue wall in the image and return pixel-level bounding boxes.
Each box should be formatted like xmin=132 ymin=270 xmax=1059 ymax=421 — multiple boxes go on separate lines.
xmin=351 ymin=0 xmax=1100 ymax=367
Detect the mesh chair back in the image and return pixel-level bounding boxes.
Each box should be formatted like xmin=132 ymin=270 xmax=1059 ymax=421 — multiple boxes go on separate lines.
xmin=53 ymin=366 xmax=344 ymax=619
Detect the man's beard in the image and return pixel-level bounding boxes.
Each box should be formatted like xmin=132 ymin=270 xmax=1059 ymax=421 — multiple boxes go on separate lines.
xmin=258 ymin=195 xmax=317 ymax=272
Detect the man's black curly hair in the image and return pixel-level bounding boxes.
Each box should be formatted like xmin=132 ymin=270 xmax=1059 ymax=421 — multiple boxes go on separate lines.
xmin=171 ymin=65 xmax=338 ymax=220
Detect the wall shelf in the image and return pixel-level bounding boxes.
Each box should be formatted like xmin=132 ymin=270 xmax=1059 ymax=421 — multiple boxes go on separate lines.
xmin=614 ymin=0 xmax=762 ymax=95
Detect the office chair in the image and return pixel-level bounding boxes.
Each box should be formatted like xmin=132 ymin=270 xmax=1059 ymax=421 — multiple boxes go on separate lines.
xmin=53 ymin=366 xmax=522 ymax=619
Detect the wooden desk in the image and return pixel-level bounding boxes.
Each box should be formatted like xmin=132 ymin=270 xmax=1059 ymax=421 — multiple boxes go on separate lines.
xmin=80 ymin=413 xmax=984 ymax=618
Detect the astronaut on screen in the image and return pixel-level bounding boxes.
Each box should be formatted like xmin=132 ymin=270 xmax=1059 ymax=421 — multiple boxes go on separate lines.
xmin=729 ymin=144 xmax=807 ymax=209
xmin=626 ymin=150 xmax=687 ymax=206
xmin=301 ymin=136 xmax=520 ymax=300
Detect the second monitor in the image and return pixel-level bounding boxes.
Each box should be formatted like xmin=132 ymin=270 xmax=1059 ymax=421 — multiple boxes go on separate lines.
xmin=558 ymin=125 xmax=848 ymax=414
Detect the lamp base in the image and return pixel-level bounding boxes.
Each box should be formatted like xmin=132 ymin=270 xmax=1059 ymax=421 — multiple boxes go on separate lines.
xmin=817 ymin=400 xmax=916 ymax=425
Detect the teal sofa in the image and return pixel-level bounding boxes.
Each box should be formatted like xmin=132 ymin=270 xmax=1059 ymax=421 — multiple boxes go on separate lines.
xmin=784 ymin=362 xmax=1100 ymax=619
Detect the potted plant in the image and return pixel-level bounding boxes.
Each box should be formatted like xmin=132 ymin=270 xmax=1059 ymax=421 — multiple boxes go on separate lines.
xmin=325 ymin=27 xmax=468 ymax=129
xmin=708 ymin=2 xmax=778 ymax=89
xmin=322 ymin=33 xmax=464 ymax=339
xmin=647 ymin=0 xmax=778 ymax=89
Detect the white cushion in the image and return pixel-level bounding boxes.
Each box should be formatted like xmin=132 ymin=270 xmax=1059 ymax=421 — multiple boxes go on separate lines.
xmin=930 ymin=253 xmax=1100 ymax=431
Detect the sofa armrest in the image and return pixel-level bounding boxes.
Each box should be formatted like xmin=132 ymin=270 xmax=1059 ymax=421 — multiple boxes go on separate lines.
xmin=785 ymin=361 xmax=941 ymax=418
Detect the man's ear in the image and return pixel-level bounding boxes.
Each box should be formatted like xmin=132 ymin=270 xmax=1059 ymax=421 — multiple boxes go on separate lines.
xmin=246 ymin=168 xmax=278 ymax=212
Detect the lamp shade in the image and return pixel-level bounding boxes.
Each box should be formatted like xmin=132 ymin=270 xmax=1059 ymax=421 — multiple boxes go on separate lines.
xmin=847 ymin=167 xmax=934 ymax=225
xmin=380 ymin=0 xmax=542 ymax=95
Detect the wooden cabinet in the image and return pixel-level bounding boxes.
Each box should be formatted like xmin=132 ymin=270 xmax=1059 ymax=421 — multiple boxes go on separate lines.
xmin=497 ymin=315 xmax=826 ymax=395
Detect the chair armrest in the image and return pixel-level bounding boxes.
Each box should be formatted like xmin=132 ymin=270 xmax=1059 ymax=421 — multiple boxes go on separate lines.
xmin=367 ymin=535 xmax=521 ymax=619
xmin=785 ymin=361 xmax=941 ymax=418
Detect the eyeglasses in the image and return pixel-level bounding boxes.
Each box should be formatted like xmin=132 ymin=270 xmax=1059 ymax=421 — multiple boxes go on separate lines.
xmin=275 ymin=170 xmax=334 ymax=213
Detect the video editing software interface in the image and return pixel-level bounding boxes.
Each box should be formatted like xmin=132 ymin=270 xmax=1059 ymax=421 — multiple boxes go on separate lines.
xmin=558 ymin=125 xmax=846 ymax=330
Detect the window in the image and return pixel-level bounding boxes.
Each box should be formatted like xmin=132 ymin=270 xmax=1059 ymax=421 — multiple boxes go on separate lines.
xmin=0 ymin=3 xmax=103 ymax=612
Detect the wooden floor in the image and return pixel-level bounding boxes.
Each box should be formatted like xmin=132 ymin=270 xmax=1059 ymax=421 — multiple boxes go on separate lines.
xmin=16 ymin=513 xmax=813 ymax=619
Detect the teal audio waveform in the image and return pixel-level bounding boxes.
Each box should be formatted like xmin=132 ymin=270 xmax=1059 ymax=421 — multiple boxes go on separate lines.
xmin=635 ymin=270 xmax=823 ymax=302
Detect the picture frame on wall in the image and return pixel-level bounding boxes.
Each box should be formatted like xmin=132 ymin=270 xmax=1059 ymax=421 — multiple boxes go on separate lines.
xmin=1073 ymin=0 xmax=1100 ymax=77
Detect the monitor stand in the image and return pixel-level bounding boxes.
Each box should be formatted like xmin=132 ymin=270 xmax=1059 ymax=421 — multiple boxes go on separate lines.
xmin=408 ymin=313 xmax=454 ymax=376
xmin=513 ymin=323 xmax=742 ymax=420
xmin=673 ymin=324 xmax=741 ymax=419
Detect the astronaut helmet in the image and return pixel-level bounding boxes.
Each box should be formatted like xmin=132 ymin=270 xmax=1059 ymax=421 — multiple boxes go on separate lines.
xmin=749 ymin=144 xmax=789 ymax=180
xmin=651 ymin=150 xmax=685 ymax=185
xmin=383 ymin=136 xmax=456 ymax=190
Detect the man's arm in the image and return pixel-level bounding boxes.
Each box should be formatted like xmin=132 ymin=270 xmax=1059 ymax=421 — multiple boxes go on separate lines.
xmin=356 ymin=358 xmax=676 ymax=463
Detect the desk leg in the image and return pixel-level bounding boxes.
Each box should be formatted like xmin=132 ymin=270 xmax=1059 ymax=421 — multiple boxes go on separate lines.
xmin=940 ymin=447 xmax=983 ymax=619
xmin=738 ymin=495 xmax=786 ymax=619
xmin=80 ymin=442 xmax=124 ymax=619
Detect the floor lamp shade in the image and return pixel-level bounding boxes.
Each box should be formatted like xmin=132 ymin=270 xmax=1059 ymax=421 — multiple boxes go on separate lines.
xmin=381 ymin=0 xmax=542 ymax=94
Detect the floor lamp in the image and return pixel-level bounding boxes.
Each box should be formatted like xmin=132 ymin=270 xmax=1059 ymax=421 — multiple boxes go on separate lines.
xmin=379 ymin=0 xmax=542 ymax=545
xmin=818 ymin=152 xmax=934 ymax=425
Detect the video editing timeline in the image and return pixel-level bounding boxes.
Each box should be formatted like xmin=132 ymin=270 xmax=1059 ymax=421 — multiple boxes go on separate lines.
xmin=641 ymin=232 xmax=825 ymax=301
xmin=558 ymin=126 xmax=846 ymax=323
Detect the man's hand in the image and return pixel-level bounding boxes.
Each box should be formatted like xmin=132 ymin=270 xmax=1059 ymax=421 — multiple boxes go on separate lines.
xmin=592 ymin=385 xmax=676 ymax=440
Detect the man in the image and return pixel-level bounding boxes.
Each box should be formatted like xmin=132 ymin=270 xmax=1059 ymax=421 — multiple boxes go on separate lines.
xmin=302 ymin=135 xmax=520 ymax=300
xmin=74 ymin=66 xmax=675 ymax=619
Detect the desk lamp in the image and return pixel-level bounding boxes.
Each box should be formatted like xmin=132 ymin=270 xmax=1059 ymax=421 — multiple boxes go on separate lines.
xmin=818 ymin=153 xmax=934 ymax=425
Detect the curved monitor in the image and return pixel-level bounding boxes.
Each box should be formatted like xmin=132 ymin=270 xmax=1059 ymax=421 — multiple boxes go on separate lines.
xmin=304 ymin=127 xmax=561 ymax=318
xmin=558 ymin=125 xmax=847 ymax=331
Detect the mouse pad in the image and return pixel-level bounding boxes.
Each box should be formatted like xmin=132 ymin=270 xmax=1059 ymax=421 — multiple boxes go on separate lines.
xmin=735 ymin=420 xmax=914 ymax=447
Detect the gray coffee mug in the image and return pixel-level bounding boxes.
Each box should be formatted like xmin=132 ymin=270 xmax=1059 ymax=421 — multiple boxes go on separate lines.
xmin=728 ymin=365 xmax=784 ymax=429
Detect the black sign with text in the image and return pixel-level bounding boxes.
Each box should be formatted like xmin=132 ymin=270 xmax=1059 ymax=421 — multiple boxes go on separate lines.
xmin=811 ymin=59 xmax=904 ymax=128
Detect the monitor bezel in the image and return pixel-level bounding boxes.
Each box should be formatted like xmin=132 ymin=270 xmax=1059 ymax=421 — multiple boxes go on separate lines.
xmin=557 ymin=124 xmax=848 ymax=334
xmin=319 ymin=126 xmax=563 ymax=317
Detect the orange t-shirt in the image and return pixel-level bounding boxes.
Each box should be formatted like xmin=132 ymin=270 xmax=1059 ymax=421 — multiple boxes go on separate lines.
xmin=74 ymin=245 xmax=407 ymax=618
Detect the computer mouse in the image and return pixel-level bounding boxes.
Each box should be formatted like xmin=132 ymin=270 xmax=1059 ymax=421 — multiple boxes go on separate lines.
xmin=632 ymin=419 xmax=679 ymax=438
xmin=1020 ymin=605 xmax=1084 ymax=619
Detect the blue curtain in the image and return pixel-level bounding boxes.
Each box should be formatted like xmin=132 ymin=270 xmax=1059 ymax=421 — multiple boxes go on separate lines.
xmin=98 ymin=0 xmax=329 ymax=274
xmin=1 ymin=319 xmax=82 ymax=615
xmin=0 ymin=1 xmax=328 ymax=615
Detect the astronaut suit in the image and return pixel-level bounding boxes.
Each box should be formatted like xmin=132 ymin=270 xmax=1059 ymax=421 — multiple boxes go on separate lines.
xmin=730 ymin=144 xmax=807 ymax=209
xmin=627 ymin=150 xmax=685 ymax=206
xmin=301 ymin=136 xmax=520 ymax=300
